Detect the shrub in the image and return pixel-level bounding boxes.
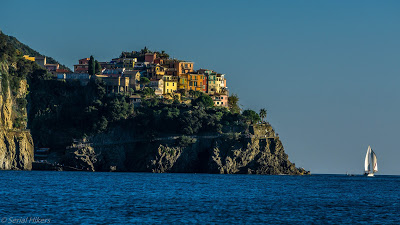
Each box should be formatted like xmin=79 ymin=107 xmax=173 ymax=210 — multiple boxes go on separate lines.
xmin=176 ymin=135 xmax=197 ymax=147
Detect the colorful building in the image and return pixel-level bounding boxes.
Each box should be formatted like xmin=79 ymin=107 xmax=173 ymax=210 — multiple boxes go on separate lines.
xmin=74 ymin=58 xmax=90 ymax=73
xmin=187 ymin=73 xmax=206 ymax=92
xmin=178 ymin=73 xmax=188 ymax=90
xmin=23 ymin=55 xmax=35 ymax=61
xmin=206 ymin=72 xmax=218 ymax=94
xmin=163 ymin=75 xmax=178 ymax=94
xmin=145 ymin=53 xmax=156 ymax=63
xmin=212 ymin=94 xmax=229 ymax=107
xmin=147 ymin=64 xmax=166 ymax=79
xmin=162 ymin=59 xmax=194 ymax=76
xmin=176 ymin=61 xmax=194 ymax=75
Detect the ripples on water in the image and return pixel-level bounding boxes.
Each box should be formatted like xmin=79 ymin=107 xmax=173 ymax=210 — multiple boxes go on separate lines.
xmin=0 ymin=171 xmax=399 ymax=224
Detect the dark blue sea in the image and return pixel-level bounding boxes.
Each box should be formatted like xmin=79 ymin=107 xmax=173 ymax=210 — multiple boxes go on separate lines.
xmin=0 ymin=171 xmax=399 ymax=224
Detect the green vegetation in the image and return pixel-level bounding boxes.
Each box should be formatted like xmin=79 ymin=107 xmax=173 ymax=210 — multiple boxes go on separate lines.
xmin=4 ymin=34 xmax=71 ymax=71
xmin=131 ymin=99 xmax=245 ymax=136
xmin=0 ymin=31 xmax=48 ymax=130
xmin=28 ymin=77 xmax=134 ymax=147
xmin=139 ymin=77 xmax=150 ymax=88
xmin=192 ymin=93 xmax=214 ymax=108
xmin=88 ymin=55 xmax=95 ymax=76
xmin=95 ymin=60 xmax=101 ymax=74
xmin=228 ymin=94 xmax=240 ymax=114
xmin=120 ymin=47 xmax=170 ymax=61
xmin=259 ymin=108 xmax=267 ymax=123
xmin=176 ymin=135 xmax=197 ymax=147
xmin=242 ymin=109 xmax=260 ymax=124
xmin=141 ymin=87 xmax=155 ymax=97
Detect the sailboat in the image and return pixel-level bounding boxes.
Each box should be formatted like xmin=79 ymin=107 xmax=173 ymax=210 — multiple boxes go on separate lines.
xmin=364 ymin=145 xmax=378 ymax=177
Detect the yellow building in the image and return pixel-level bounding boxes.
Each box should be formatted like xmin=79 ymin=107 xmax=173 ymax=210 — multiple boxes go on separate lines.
xmin=147 ymin=64 xmax=166 ymax=79
xmin=23 ymin=55 xmax=35 ymax=62
xmin=178 ymin=73 xmax=188 ymax=90
xmin=163 ymin=75 xmax=178 ymax=94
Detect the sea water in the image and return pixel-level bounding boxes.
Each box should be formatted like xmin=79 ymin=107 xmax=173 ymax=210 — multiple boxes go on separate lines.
xmin=0 ymin=171 xmax=399 ymax=224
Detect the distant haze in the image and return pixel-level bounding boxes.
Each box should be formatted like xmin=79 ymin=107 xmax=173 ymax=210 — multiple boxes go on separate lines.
xmin=2 ymin=0 xmax=400 ymax=175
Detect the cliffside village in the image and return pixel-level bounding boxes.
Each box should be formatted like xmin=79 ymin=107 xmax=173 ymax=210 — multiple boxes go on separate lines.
xmin=23 ymin=52 xmax=229 ymax=107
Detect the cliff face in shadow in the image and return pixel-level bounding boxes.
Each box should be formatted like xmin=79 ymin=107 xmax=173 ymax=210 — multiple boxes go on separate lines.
xmin=62 ymin=125 xmax=309 ymax=175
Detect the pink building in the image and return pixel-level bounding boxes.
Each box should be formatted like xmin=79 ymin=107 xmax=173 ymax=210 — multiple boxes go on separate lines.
xmin=213 ymin=94 xmax=229 ymax=107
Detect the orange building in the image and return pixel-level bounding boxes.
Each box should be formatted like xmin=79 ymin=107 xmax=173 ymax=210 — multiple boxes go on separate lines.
xmin=187 ymin=73 xmax=206 ymax=92
xmin=176 ymin=61 xmax=194 ymax=75
xmin=162 ymin=59 xmax=194 ymax=76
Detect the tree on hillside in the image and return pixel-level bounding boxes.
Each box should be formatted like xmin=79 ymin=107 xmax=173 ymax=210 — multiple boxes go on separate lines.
xmin=228 ymin=94 xmax=240 ymax=114
xmin=139 ymin=77 xmax=150 ymax=89
xmin=95 ymin=60 xmax=102 ymax=74
xmin=141 ymin=46 xmax=150 ymax=54
xmin=88 ymin=55 xmax=95 ymax=76
xmin=242 ymin=109 xmax=260 ymax=124
xmin=192 ymin=94 xmax=214 ymax=108
xmin=142 ymin=87 xmax=155 ymax=97
xmin=259 ymin=108 xmax=267 ymax=123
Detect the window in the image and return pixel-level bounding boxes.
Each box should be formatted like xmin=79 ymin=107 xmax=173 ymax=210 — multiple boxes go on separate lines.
xmin=173 ymin=83 xmax=174 ymax=86
xmin=167 ymin=83 xmax=169 ymax=86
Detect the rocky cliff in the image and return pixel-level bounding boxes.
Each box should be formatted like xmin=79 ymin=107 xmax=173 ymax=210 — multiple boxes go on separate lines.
xmin=0 ymin=61 xmax=34 ymax=170
xmin=61 ymin=124 xmax=309 ymax=175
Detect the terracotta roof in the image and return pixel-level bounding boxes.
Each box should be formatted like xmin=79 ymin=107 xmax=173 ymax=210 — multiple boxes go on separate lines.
xmin=56 ymin=69 xmax=70 ymax=73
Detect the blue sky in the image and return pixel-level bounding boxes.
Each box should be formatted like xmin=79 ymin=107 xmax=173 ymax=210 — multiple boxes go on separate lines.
xmin=2 ymin=0 xmax=400 ymax=174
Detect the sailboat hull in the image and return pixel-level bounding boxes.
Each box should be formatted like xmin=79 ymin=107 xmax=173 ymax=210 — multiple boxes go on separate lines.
xmin=366 ymin=173 xmax=374 ymax=177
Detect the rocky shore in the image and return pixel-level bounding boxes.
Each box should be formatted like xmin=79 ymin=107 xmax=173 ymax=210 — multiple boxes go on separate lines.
xmin=53 ymin=124 xmax=309 ymax=175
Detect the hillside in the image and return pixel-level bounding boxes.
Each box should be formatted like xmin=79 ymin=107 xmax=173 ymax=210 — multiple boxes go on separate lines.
xmin=0 ymin=31 xmax=308 ymax=175
xmin=0 ymin=32 xmax=34 ymax=169
xmin=6 ymin=34 xmax=71 ymax=71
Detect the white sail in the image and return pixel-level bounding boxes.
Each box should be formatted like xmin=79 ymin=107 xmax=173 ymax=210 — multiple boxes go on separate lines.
xmin=364 ymin=146 xmax=371 ymax=172
xmin=372 ymin=150 xmax=378 ymax=172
